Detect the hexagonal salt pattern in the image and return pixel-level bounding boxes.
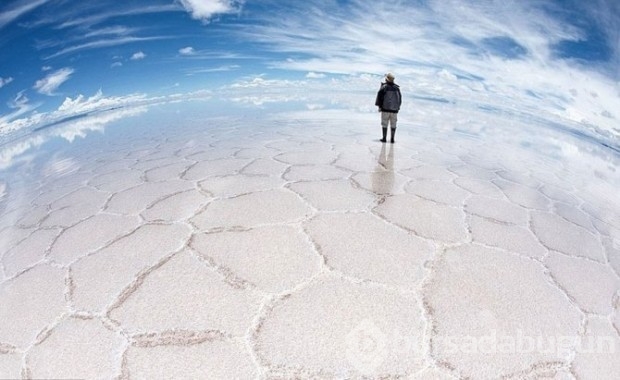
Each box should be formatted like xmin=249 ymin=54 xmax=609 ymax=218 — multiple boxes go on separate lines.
xmin=0 ymin=113 xmax=618 ymax=378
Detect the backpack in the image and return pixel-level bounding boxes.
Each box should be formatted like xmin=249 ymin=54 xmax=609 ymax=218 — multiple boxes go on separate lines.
xmin=382 ymin=85 xmax=400 ymax=112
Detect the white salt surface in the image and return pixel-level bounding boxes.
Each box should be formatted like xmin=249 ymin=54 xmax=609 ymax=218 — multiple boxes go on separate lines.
xmin=0 ymin=105 xmax=619 ymax=378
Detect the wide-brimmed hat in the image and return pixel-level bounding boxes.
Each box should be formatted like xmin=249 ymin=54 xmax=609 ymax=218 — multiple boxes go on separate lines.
xmin=385 ymin=72 xmax=395 ymax=82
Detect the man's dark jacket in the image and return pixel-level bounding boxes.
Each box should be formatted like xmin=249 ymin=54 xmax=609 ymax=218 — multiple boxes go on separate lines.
xmin=375 ymin=82 xmax=402 ymax=113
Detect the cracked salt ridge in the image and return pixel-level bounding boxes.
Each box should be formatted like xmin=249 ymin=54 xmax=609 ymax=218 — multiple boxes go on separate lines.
xmin=1 ymin=116 xmax=620 ymax=378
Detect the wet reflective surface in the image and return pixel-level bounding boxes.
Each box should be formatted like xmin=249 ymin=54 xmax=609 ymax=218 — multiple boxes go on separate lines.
xmin=0 ymin=98 xmax=619 ymax=378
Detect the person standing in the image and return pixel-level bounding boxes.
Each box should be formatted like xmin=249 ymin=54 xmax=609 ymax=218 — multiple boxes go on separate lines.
xmin=375 ymin=73 xmax=402 ymax=143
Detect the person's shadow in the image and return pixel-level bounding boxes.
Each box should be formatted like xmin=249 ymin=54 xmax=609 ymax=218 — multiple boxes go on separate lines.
xmin=371 ymin=143 xmax=395 ymax=195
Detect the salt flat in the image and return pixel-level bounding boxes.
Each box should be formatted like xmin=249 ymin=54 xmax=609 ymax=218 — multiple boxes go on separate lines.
xmin=0 ymin=104 xmax=619 ymax=379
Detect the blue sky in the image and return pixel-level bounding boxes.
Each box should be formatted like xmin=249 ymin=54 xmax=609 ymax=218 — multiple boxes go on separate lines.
xmin=0 ymin=0 xmax=619 ymax=140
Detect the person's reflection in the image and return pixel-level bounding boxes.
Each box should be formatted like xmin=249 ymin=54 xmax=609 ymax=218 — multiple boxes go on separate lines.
xmin=371 ymin=143 xmax=395 ymax=195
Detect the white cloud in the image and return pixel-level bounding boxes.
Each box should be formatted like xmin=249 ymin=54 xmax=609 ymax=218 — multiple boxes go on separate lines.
xmin=0 ymin=76 xmax=13 ymax=88
xmin=179 ymin=46 xmax=196 ymax=55
xmin=9 ymin=91 xmax=29 ymax=109
xmin=111 ymin=62 xmax=123 ymax=68
xmin=0 ymin=89 xmax=212 ymax=142
xmin=41 ymin=66 xmax=52 ymax=71
xmin=0 ymin=0 xmax=50 ymax=29
xmin=33 ymin=67 xmax=74 ymax=95
xmin=234 ymin=0 xmax=619 ymax=140
xmin=178 ymin=0 xmax=243 ymax=23
xmin=306 ymin=72 xmax=326 ymax=79
xmin=186 ymin=65 xmax=240 ymax=74
xmin=131 ymin=51 xmax=146 ymax=60
xmin=45 ymin=36 xmax=166 ymax=59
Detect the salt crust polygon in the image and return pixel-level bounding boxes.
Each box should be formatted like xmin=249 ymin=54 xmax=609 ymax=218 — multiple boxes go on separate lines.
xmin=545 ymin=252 xmax=620 ymax=314
xmin=109 ymin=251 xmax=261 ymax=335
xmin=334 ymin=151 xmax=379 ymax=172
xmin=351 ymin=170 xmax=410 ymax=195
xmin=0 ymin=353 xmax=21 ymax=378
xmin=42 ymin=187 xmax=110 ymax=228
xmin=554 ymin=202 xmax=596 ymax=233
xmin=0 ymin=227 xmax=34 ymax=255
xmin=191 ymin=189 xmax=312 ymax=230
xmin=27 ymin=318 xmax=124 ymax=379
xmin=182 ymin=158 xmax=252 ymax=181
xmin=105 ymin=180 xmax=194 ymax=214
xmin=465 ymin=195 xmax=529 ymax=225
xmin=401 ymin=165 xmax=456 ymax=181
xmin=495 ymin=170 xmax=541 ymax=189
xmin=241 ymin=158 xmax=289 ymax=176
xmin=72 ymin=223 xmax=192 ymax=312
xmin=0 ymin=265 xmax=65 ymax=348
xmin=144 ymin=162 xmax=193 ymax=182
xmin=256 ymin=273 xmax=426 ymax=377
xmin=234 ymin=147 xmax=280 ymax=160
xmin=192 ymin=226 xmax=322 ymax=293
xmin=539 ymin=184 xmax=580 ymax=206
xmin=425 ymin=244 xmax=581 ymax=379
xmin=583 ymin=202 xmax=620 ymax=231
xmin=405 ymin=179 xmax=470 ymax=206
xmin=449 ymin=164 xmax=498 ymax=181
xmin=124 ymin=339 xmax=257 ymax=379
xmin=276 ymin=150 xmax=338 ymax=165
xmin=453 ymin=177 xmax=504 ymax=199
xmin=409 ymin=367 xmax=457 ymax=379
xmin=571 ymin=317 xmax=620 ymax=379
xmin=376 ymin=195 xmax=468 ymax=243
xmin=50 ymin=213 xmax=140 ymax=265
xmin=141 ymin=189 xmax=209 ymax=222
xmin=469 ymin=216 xmax=547 ymax=259
xmin=284 ymin=164 xmax=349 ymax=181
xmin=185 ymin=148 xmax=240 ymax=162
xmin=32 ymin=184 xmax=77 ymax=208
xmin=288 ymin=179 xmax=375 ymax=211
xmin=305 ymin=212 xmax=433 ymax=286
xmin=494 ymin=179 xmax=550 ymax=210
xmin=199 ymin=175 xmax=284 ymax=197
xmin=602 ymin=236 xmax=620 ymax=277
xmin=88 ymin=169 xmax=144 ymax=192
xmin=531 ymin=211 xmax=604 ymax=262
xmin=133 ymin=157 xmax=184 ymax=172
xmin=3 ymin=228 xmax=60 ymax=276
xmin=50 ymin=186 xmax=108 ymax=210
xmin=16 ymin=204 xmax=49 ymax=227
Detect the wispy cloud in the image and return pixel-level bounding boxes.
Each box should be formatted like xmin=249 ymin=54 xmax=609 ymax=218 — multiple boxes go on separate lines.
xmin=236 ymin=0 xmax=619 ymax=136
xmin=175 ymin=50 xmax=259 ymax=60
xmin=83 ymin=25 xmax=138 ymax=39
xmin=179 ymin=46 xmax=196 ymax=55
xmin=44 ymin=36 xmax=167 ymax=59
xmin=306 ymin=72 xmax=325 ymax=79
xmin=33 ymin=67 xmax=74 ymax=95
xmin=0 ymin=91 xmax=40 ymax=135
xmin=131 ymin=51 xmax=146 ymax=60
xmin=54 ymin=4 xmax=181 ymax=30
xmin=0 ymin=105 xmax=148 ymax=170
xmin=240 ymin=0 xmax=617 ymax=77
xmin=0 ymin=89 xmax=213 ymax=144
xmin=186 ymin=65 xmax=240 ymax=74
xmin=178 ymin=0 xmax=243 ymax=23
xmin=0 ymin=76 xmax=13 ymax=88
xmin=8 ymin=90 xmax=29 ymax=109
xmin=0 ymin=0 xmax=50 ymax=29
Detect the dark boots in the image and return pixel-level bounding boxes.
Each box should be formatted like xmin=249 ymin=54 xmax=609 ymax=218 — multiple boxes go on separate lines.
xmin=380 ymin=128 xmax=387 ymax=143
xmin=380 ymin=128 xmax=396 ymax=143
